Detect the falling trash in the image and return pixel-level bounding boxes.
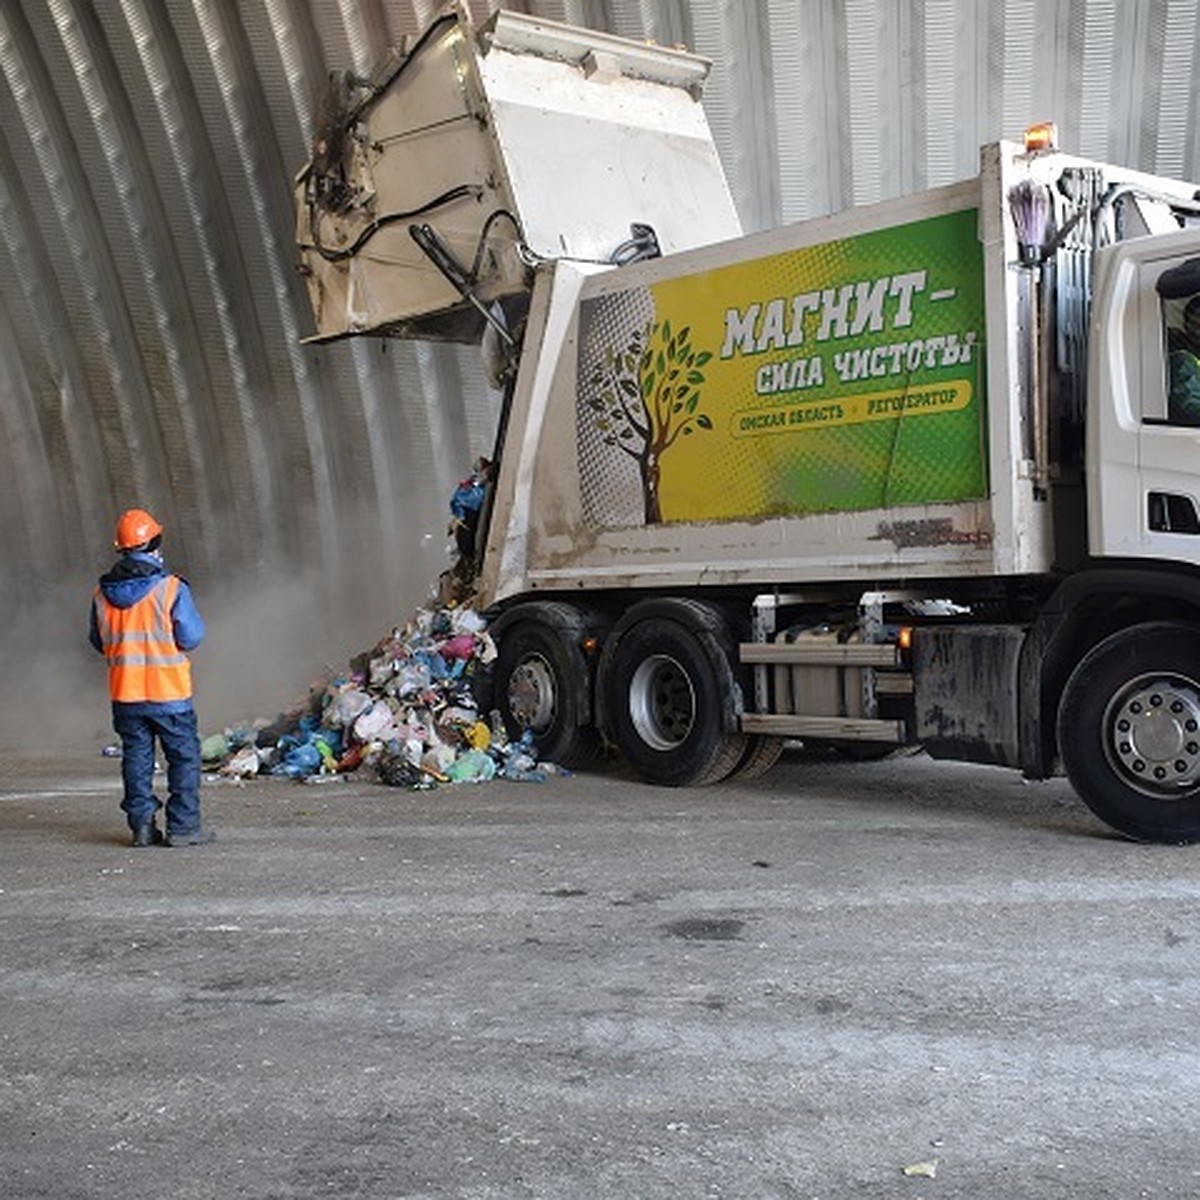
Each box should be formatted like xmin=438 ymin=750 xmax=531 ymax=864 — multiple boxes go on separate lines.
xmin=200 ymin=595 xmax=563 ymax=791
xmin=195 ymin=457 xmax=567 ymax=791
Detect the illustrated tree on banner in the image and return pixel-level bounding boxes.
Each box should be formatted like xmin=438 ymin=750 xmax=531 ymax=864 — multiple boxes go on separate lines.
xmin=585 ymin=319 xmax=713 ymax=524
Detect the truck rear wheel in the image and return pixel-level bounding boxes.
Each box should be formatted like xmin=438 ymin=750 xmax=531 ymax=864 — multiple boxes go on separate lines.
xmin=1058 ymin=622 xmax=1200 ymax=843
xmin=607 ymin=615 xmax=747 ymax=786
xmin=731 ymin=735 xmax=785 ymax=779
xmin=494 ymin=621 xmax=596 ymax=767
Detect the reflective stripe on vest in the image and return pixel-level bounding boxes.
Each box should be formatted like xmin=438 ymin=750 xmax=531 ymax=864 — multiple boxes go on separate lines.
xmin=93 ymin=575 xmax=193 ymax=703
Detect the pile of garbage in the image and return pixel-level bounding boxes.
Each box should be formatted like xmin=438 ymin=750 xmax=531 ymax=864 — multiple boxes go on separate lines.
xmin=199 ymin=600 xmax=562 ymax=789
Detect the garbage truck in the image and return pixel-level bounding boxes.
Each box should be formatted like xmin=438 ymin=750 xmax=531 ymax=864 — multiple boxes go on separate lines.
xmin=295 ymin=2 xmax=1200 ymax=842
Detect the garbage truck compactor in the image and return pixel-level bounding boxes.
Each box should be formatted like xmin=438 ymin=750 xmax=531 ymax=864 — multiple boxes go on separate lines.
xmin=296 ymin=2 xmax=1200 ymax=843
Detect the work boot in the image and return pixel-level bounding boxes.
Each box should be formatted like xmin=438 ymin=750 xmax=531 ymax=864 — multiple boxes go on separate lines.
xmin=165 ymin=828 xmax=217 ymax=847
xmin=131 ymin=822 xmax=163 ymax=848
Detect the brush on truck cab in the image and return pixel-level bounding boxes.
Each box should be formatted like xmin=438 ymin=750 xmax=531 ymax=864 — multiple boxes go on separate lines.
xmin=296 ymin=3 xmax=1200 ymax=843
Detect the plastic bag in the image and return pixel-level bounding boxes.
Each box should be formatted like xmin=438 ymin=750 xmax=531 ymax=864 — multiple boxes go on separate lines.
xmin=326 ymin=685 xmax=372 ymax=728
xmin=445 ymin=748 xmax=496 ymax=783
xmin=220 ymin=743 xmax=261 ymax=778
xmin=201 ymin=732 xmax=229 ymax=764
xmin=376 ymin=750 xmax=436 ymax=790
xmin=354 ymin=700 xmax=396 ymax=743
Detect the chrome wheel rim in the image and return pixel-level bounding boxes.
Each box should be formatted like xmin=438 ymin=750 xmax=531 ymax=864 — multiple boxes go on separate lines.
xmin=508 ymin=654 xmax=556 ymax=732
xmin=1104 ymin=672 xmax=1200 ymax=797
xmin=628 ymin=654 xmax=695 ymax=751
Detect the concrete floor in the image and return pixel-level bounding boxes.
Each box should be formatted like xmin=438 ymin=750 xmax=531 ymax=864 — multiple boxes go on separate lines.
xmin=2 ymin=747 xmax=1200 ymax=1199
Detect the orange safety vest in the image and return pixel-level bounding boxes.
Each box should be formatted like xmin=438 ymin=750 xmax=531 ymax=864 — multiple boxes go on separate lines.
xmin=93 ymin=575 xmax=193 ymax=703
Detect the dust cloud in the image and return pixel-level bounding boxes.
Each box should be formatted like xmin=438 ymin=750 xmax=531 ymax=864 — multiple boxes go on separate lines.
xmin=193 ymin=538 xmax=450 ymax=734
xmin=1 ymin=499 xmax=457 ymax=756
xmin=0 ymin=574 xmax=116 ymax=750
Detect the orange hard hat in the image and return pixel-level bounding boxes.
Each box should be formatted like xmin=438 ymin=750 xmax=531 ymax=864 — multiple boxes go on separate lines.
xmin=114 ymin=508 xmax=163 ymax=550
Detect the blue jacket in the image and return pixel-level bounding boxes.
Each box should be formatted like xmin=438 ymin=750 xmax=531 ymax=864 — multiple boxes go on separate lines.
xmin=89 ymin=552 xmax=205 ymax=712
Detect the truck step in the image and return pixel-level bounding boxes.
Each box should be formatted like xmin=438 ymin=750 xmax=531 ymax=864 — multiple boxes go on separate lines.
xmin=740 ymin=714 xmax=905 ymax=742
xmin=738 ymin=641 xmax=905 ymax=668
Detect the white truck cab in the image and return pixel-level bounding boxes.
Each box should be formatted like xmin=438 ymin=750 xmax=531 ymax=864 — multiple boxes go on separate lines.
xmin=1091 ymin=228 xmax=1200 ymax=558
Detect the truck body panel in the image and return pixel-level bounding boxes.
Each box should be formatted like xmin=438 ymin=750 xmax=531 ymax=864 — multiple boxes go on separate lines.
xmin=484 ymin=157 xmax=1025 ymax=605
xmin=480 ymin=139 xmax=1200 ymax=605
xmin=295 ymin=3 xmax=740 ymax=345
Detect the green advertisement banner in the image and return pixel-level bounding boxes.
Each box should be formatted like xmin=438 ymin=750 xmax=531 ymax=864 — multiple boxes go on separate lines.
xmin=576 ymin=208 xmax=987 ymax=527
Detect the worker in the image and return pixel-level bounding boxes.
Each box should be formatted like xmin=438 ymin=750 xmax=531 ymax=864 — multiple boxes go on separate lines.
xmin=89 ymin=508 xmax=214 ymax=847
xmin=1167 ymin=295 xmax=1200 ymax=425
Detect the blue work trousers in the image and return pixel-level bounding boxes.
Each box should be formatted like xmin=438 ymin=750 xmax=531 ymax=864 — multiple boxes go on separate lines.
xmin=112 ymin=706 xmax=202 ymax=836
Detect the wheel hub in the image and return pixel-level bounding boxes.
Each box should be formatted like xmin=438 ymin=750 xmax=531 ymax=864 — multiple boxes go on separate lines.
xmin=508 ymin=654 xmax=556 ymax=732
xmin=1107 ymin=676 xmax=1200 ymax=796
xmin=628 ymin=654 xmax=695 ymax=751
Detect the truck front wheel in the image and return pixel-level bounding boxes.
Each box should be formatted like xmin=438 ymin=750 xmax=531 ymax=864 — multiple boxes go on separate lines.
xmin=1058 ymin=622 xmax=1200 ymax=842
xmin=607 ymin=616 xmax=747 ymax=787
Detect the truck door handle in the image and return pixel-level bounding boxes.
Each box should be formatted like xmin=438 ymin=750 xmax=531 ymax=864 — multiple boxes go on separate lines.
xmin=1148 ymin=492 xmax=1200 ymax=534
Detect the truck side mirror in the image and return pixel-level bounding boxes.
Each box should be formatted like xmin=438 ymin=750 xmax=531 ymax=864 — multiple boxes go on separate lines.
xmin=1156 ymin=258 xmax=1200 ymax=298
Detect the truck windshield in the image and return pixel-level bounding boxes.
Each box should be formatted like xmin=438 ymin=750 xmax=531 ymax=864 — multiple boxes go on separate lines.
xmin=1163 ymin=292 xmax=1200 ymax=426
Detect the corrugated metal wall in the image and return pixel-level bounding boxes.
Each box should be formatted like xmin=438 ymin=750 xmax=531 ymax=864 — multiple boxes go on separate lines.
xmin=4 ymin=0 xmax=1200 ymax=737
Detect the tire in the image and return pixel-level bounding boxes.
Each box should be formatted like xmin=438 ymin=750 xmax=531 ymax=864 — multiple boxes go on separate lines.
xmin=731 ymin=735 xmax=785 ymax=779
xmin=607 ymin=616 xmax=747 ymax=787
xmin=494 ymin=621 xmax=596 ymax=768
xmin=1058 ymin=622 xmax=1200 ymax=843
